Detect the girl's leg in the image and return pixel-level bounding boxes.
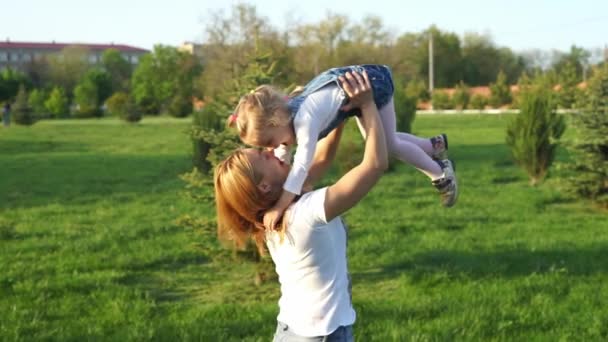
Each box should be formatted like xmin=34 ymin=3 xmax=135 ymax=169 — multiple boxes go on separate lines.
xmin=377 ymin=98 xmax=443 ymax=179
xmin=395 ymin=132 xmax=434 ymax=155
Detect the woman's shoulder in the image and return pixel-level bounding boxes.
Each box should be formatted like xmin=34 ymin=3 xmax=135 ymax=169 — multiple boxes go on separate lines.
xmin=287 ymin=187 xmax=329 ymax=228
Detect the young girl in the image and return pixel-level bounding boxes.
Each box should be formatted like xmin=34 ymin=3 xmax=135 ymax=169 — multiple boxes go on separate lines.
xmin=229 ymin=65 xmax=458 ymax=230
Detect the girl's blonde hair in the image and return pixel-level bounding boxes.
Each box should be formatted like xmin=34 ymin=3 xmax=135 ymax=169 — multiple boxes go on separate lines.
xmin=213 ymin=149 xmax=287 ymax=255
xmin=228 ymin=85 xmax=291 ymax=144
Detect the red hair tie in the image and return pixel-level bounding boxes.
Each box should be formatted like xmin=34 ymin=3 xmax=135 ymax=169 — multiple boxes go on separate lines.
xmin=229 ymin=113 xmax=238 ymax=123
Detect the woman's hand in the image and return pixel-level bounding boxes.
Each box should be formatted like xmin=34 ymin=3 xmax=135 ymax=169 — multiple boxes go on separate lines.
xmin=339 ymin=71 xmax=374 ymax=112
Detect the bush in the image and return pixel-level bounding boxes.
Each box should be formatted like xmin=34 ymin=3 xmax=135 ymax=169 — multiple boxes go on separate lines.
xmin=505 ymin=83 xmax=565 ymax=185
xmin=405 ymin=79 xmax=429 ymax=102
xmin=168 ymin=93 xmax=192 ymax=118
xmin=106 ymin=92 xmax=141 ymax=123
xmin=12 ymin=85 xmax=36 ymax=125
xmin=28 ymin=89 xmax=48 ymax=117
xmin=469 ymin=94 xmax=488 ymax=110
xmin=73 ymin=79 xmax=100 ymax=118
xmin=45 ymin=87 xmax=69 ymax=118
xmin=452 ymin=82 xmax=470 ymax=110
xmin=561 ymin=64 xmax=608 ymax=207
xmin=191 ymin=101 xmax=239 ymax=173
xmin=489 ymin=70 xmax=512 ymax=108
xmin=431 ymin=91 xmax=453 ymax=110
xmin=393 ymin=85 xmax=417 ymax=133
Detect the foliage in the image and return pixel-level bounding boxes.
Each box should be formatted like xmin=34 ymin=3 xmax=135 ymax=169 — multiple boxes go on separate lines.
xmin=82 ymin=68 xmax=113 ymax=106
xmin=131 ymin=45 xmax=201 ymax=115
xmin=506 ymin=81 xmax=565 ymax=185
xmin=405 ymin=79 xmax=429 ymax=102
xmin=469 ymin=93 xmax=488 ymax=110
xmin=28 ymin=88 xmax=48 ymax=117
xmin=47 ymin=46 xmax=90 ymax=97
xmin=168 ymin=92 xmax=192 ymax=118
xmin=191 ymin=44 xmax=277 ymax=174
xmin=461 ymin=32 xmax=526 ymax=86
xmin=73 ymin=79 xmax=100 ymax=118
xmin=393 ymin=84 xmax=417 ymax=133
xmin=557 ymin=61 xmax=580 ymax=109
xmin=44 ymin=87 xmax=69 ymax=118
xmin=12 ymin=85 xmax=36 ymax=125
xmin=101 ymin=49 xmax=132 ymax=92
xmin=451 ymin=81 xmax=470 ymax=109
xmin=551 ymin=45 xmax=590 ymax=81
xmin=105 ymin=92 xmax=141 ymax=123
xmin=561 ymin=64 xmax=608 ymax=207
xmin=489 ymin=70 xmax=512 ymax=108
xmin=0 ymin=69 xmax=30 ymax=102
xmin=431 ymin=91 xmax=453 ymax=110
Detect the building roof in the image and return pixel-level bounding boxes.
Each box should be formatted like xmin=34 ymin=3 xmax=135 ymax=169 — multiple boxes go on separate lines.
xmin=0 ymin=41 xmax=149 ymax=53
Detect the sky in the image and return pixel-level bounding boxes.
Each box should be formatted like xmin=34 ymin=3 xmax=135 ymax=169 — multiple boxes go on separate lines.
xmin=2 ymin=0 xmax=607 ymax=54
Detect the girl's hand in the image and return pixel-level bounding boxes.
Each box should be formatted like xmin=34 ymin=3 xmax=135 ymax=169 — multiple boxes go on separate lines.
xmin=339 ymin=71 xmax=373 ymax=111
xmin=263 ymin=206 xmax=284 ymax=231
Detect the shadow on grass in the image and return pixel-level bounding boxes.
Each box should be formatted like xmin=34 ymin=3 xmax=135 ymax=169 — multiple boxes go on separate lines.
xmin=0 ymin=139 xmax=90 ymax=155
xmin=354 ymin=244 xmax=608 ymax=283
xmin=0 ymin=153 xmax=191 ymax=209
xmin=117 ymin=252 xmax=211 ymax=303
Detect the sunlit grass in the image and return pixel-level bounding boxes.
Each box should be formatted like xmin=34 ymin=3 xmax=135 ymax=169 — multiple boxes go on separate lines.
xmin=0 ymin=115 xmax=606 ymax=341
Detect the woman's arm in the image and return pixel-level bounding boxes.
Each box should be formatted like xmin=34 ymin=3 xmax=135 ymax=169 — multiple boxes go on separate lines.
xmin=324 ymin=71 xmax=388 ymax=221
xmin=304 ymin=122 xmax=346 ymax=188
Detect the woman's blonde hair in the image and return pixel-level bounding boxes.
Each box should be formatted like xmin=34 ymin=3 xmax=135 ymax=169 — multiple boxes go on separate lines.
xmin=228 ymin=85 xmax=291 ymax=145
xmin=213 ymin=149 xmax=286 ymax=255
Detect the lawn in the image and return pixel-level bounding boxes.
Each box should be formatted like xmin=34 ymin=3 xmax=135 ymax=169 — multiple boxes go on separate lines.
xmin=0 ymin=115 xmax=607 ymax=341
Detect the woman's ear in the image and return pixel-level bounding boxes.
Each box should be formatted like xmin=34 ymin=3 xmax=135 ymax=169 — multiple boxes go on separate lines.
xmin=257 ymin=181 xmax=271 ymax=195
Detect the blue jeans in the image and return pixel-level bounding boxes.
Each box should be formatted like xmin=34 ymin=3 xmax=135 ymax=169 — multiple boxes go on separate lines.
xmin=273 ymin=322 xmax=354 ymax=342
xmin=2 ymin=112 xmax=9 ymax=126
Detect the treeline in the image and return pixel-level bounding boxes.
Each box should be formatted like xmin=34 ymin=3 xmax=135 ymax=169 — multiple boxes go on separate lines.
xmin=1 ymin=3 xmax=605 ymax=123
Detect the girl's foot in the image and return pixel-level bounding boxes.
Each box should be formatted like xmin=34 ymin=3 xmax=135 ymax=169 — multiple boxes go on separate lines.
xmin=430 ymin=133 xmax=448 ymax=160
xmin=432 ymin=159 xmax=458 ymax=207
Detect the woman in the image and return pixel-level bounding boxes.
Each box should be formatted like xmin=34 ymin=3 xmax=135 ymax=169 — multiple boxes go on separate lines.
xmin=214 ymin=71 xmax=388 ymax=341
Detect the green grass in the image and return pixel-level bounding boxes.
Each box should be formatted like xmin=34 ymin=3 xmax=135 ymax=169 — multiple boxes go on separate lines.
xmin=1 ymin=115 xmax=607 ymax=341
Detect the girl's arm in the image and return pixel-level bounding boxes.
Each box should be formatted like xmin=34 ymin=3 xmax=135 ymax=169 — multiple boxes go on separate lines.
xmin=304 ymin=122 xmax=345 ymax=188
xmin=324 ymin=71 xmax=388 ymax=221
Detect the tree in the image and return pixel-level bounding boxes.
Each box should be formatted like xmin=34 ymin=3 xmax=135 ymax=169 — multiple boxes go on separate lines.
xmin=131 ymin=45 xmax=201 ymax=114
xmin=47 ymin=46 xmax=90 ymax=97
xmin=45 ymin=87 xmax=69 ymax=118
xmin=0 ymin=69 xmax=29 ymax=102
xmin=12 ymin=85 xmax=36 ymax=125
xmin=551 ymin=45 xmax=590 ymax=81
xmin=199 ymin=3 xmax=289 ymax=98
xmin=82 ymin=68 xmax=113 ymax=106
xmin=28 ymin=89 xmax=48 ymax=117
xmin=556 ymin=61 xmax=580 ymax=109
xmin=101 ymin=49 xmax=132 ymax=92
xmin=506 ymin=79 xmax=565 ymax=185
xmin=73 ymin=79 xmax=99 ymax=118
xmin=420 ymin=26 xmax=463 ymax=88
xmin=489 ymin=70 xmax=512 ymax=107
xmin=561 ymin=64 xmax=608 ymax=207
xmin=461 ymin=32 xmax=500 ymax=86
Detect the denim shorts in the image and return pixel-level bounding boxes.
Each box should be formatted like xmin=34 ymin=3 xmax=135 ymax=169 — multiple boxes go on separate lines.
xmin=317 ymin=65 xmax=394 ymax=140
xmin=273 ymin=322 xmax=354 ymax=342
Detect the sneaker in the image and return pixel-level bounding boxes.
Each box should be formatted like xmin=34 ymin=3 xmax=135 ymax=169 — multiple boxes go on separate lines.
xmin=432 ymin=159 xmax=458 ymax=207
xmin=430 ymin=133 xmax=449 ymax=160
